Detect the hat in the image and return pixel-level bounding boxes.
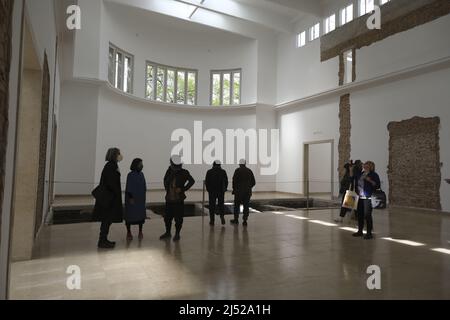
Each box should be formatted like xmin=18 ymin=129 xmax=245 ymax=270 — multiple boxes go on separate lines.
xmin=170 ymin=155 xmax=182 ymax=166
xmin=213 ymin=160 xmax=222 ymax=166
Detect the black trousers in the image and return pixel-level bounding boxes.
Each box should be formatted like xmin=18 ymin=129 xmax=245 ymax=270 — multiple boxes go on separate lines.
xmin=165 ymin=202 xmax=184 ymax=234
xmin=99 ymin=220 xmax=112 ymax=241
xmin=234 ymin=193 xmax=251 ymax=221
xmin=209 ymin=192 xmax=225 ymax=222
xmin=357 ymin=199 xmax=373 ymax=234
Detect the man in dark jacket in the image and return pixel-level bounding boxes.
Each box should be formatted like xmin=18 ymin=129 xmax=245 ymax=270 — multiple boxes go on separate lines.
xmin=92 ymin=148 xmax=124 ymax=249
xmin=230 ymin=159 xmax=256 ymax=227
xmin=205 ymin=160 xmax=228 ymax=226
xmin=160 ymin=155 xmax=195 ymax=242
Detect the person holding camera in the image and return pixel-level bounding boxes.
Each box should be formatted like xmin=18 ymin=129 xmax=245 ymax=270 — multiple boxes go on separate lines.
xmin=335 ymin=160 xmax=362 ymax=223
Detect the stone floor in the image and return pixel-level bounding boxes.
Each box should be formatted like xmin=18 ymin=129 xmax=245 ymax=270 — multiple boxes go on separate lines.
xmin=8 ymin=207 xmax=450 ymax=300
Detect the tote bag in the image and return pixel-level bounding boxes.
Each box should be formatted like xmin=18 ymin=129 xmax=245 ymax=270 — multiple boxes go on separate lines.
xmin=342 ymin=189 xmax=359 ymax=210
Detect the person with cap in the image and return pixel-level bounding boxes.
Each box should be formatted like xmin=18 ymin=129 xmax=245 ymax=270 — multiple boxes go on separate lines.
xmin=160 ymin=155 xmax=195 ymax=242
xmin=205 ymin=160 xmax=229 ymax=226
xmin=230 ymin=159 xmax=256 ymax=226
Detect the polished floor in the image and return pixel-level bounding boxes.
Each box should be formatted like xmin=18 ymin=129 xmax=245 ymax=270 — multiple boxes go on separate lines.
xmin=9 ymin=207 xmax=450 ymax=300
xmin=52 ymin=191 xmax=332 ymax=208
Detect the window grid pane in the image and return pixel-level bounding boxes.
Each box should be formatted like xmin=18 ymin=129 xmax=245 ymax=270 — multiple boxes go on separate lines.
xmin=177 ymin=71 xmax=186 ymax=104
xmin=187 ymin=72 xmax=196 ymax=105
xmin=146 ymin=64 xmax=154 ymax=99
xmin=156 ymin=67 xmax=165 ymax=102
xmin=222 ymin=73 xmax=231 ymax=105
xmin=167 ymin=69 xmax=175 ymax=103
xmin=233 ymin=72 xmax=241 ymax=105
xmin=212 ymin=73 xmax=221 ymax=106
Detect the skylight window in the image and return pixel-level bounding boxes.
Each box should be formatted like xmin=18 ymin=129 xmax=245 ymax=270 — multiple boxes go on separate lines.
xmin=309 ymin=23 xmax=320 ymax=41
xmin=324 ymin=14 xmax=336 ymax=34
xmin=340 ymin=4 xmax=354 ymax=26
xmin=188 ymin=0 xmax=206 ymax=19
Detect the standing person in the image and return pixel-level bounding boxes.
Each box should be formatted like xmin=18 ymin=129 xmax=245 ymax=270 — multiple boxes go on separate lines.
xmin=160 ymin=155 xmax=195 ymax=242
xmin=335 ymin=161 xmax=355 ymax=223
xmin=352 ymin=161 xmax=380 ymax=240
xmin=230 ymin=159 xmax=256 ymax=227
xmin=124 ymin=158 xmax=147 ymax=241
xmin=205 ymin=160 xmax=228 ymax=226
xmin=92 ymin=148 xmax=124 ymax=249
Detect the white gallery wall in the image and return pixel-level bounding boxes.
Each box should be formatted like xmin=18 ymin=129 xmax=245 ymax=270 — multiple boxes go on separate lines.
xmin=274 ymin=12 xmax=450 ymax=211
xmin=56 ymin=0 xmax=450 ymax=212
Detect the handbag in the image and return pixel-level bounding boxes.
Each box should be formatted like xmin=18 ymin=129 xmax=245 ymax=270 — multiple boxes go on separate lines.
xmin=342 ymin=189 xmax=359 ymax=210
xmin=92 ymin=183 xmax=113 ymax=208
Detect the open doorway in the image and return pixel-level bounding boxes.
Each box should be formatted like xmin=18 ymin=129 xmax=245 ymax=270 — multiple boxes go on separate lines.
xmin=9 ymin=18 xmax=45 ymax=261
xmin=303 ymin=140 xmax=335 ymax=200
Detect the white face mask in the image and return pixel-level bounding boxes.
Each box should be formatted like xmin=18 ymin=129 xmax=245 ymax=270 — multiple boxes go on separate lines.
xmin=117 ymin=154 xmax=123 ymax=162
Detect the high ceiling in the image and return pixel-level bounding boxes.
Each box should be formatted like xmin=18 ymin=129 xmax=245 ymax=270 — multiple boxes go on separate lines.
xmin=105 ymin=0 xmax=326 ymax=37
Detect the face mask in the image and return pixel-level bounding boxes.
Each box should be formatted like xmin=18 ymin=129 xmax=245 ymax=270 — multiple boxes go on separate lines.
xmin=117 ymin=154 xmax=123 ymax=162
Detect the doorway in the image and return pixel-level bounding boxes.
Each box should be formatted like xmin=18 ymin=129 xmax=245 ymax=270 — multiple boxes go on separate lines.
xmin=303 ymin=140 xmax=334 ymax=200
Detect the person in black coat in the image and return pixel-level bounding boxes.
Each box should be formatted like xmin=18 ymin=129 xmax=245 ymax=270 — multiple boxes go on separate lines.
xmin=352 ymin=161 xmax=380 ymax=240
xmin=93 ymin=148 xmax=124 ymax=249
xmin=205 ymin=160 xmax=228 ymax=226
xmin=160 ymin=155 xmax=195 ymax=242
xmin=230 ymin=159 xmax=256 ymax=227
xmin=124 ymin=158 xmax=147 ymax=241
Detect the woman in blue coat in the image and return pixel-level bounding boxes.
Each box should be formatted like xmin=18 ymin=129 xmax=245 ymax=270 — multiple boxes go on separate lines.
xmin=125 ymin=158 xmax=147 ymax=240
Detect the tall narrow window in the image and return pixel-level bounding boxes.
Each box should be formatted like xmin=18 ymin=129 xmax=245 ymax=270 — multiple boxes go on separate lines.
xmin=177 ymin=70 xmax=186 ymax=104
xmin=108 ymin=44 xmax=134 ymax=94
xmin=340 ymin=4 xmax=354 ymax=26
xmin=309 ymin=23 xmax=320 ymax=41
xmin=210 ymin=69 xmax=241 ymax=106
xmin=344 ymin=50 xmax=354 ymax=84
xmin=324 ymin=14 xmax=336 ymax=34
xmin=297 ymin=31 xmax=306 ymax=48
xmin=359 ymin=0 xmax=375 ymax=16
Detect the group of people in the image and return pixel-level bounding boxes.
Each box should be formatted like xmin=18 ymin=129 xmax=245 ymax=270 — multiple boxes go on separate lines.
xmin=335 ymin=160 xmax=381 ymax=240
xmin=92 ymin=148 xmax=256 ymax=249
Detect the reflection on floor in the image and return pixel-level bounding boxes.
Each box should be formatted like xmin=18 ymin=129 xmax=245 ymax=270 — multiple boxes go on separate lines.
xmin=9 ymin=208 xmax=450 ymax=299
xmin=53 ymin=191 xmax=333 ymax=208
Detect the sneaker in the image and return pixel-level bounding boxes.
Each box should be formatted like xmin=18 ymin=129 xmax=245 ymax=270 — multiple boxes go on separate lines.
xmin=220 ymin=216 xmax=226 ymax=225
xmin=243 ymin=221 xmax=248 ymax=227
xmin=230 ymin=219 xmax=239 ymax=225
xmin=98 ymin=240 xmax=115 ymax=249
xmin=173 ymin=234 xmax=180 ymax=242
xmin=364 ymin=234 xmax=374 ymax=240
xmin=126 ymin=232 xmax=133 ymax=241
xmin=159 ymin=232 xmax=172 ymax=240
xmin=352 ymin=232 xmax=363 ymax=237
xmin=138 ymin=232 xmax=144 ymax=240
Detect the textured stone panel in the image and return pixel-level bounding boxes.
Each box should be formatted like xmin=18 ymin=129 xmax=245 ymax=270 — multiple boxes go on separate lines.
xmin=35 ymin=53 xmax=50 ymax=237
xmin=0 ymin=0 xmax=14 ymax=240
xmin=388 ymin=117 xmax=441 ymax=210
xmin=321 ymin=0 xmax=450 ymax=61
xmin=338 ymin=94 xmax=351 ymax=180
